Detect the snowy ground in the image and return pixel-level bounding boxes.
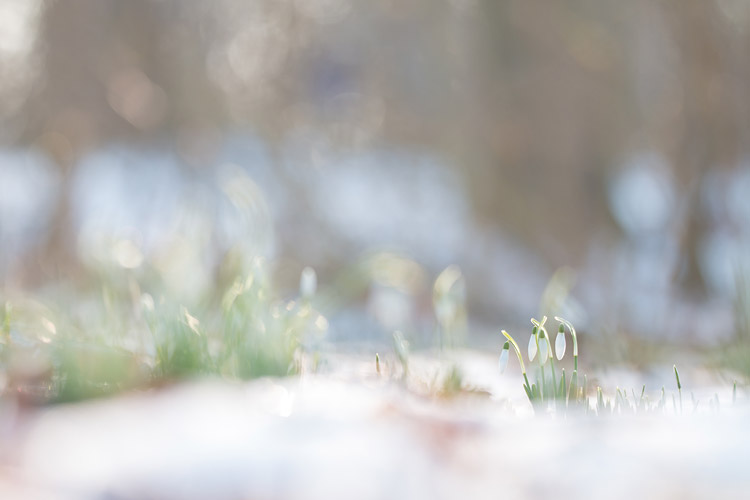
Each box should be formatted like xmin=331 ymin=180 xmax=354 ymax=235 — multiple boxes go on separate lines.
xmin=0 ymin=351 xmax=747 ymax=499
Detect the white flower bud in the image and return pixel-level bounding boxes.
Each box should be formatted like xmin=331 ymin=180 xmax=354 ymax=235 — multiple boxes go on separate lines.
xmin=555 ymin=329 xmax=566 ymax=360
xmin=528 ymin=333 xmax=537 ymax=361
xmin=538 ymin=336 xmax=549 ymax=364
xmin=499 ymin=342 xmax=510 ymax=374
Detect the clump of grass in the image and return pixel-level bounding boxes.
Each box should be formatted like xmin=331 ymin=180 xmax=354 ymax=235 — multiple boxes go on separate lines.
xmin=440 ymin=364 xmax=464 ymax=396
xmin=147 ymin=305 xmax=213 ymax=380
xmin=55 ymin=342 xmax=144 ymax=403
xmin=433 ymin=364 xmax=490 ymax=398
xmin=0 ymin=261 xmax=326 ymax=403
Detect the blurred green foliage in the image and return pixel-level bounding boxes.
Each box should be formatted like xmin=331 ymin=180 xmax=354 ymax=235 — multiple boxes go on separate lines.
xmin=0 ymin=257 xmax=325 ymax=403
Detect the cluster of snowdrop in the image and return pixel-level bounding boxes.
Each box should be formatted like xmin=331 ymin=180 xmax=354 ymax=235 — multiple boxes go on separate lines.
xmin=498 ymin=316 xmax=582 ymax=407
xmin=499 ymin=316 xmax=577 ymax=370
xmin=498 ymin=315 xmax=733 ymax=415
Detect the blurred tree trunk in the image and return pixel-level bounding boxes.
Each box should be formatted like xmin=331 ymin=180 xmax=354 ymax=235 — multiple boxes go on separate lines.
xmin=18 ymin=0 xmax=111 ymax=284
xmin=18 ymin=0 xmax=223 ymax=284
xmin=663 ymin=1 xmax=740 ymax=297
xmin=470 ymin=0 xmax=631 ymax=265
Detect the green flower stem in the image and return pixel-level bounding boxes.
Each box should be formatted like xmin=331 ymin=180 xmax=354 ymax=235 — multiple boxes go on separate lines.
xmin=548 ymin=355 xmax=557 ymax=398
xmin=555 ymin=316 xmax=579 ymax=400
xmin=568 ymin=370 xmax=578 ymax=402
xmin=536 ymin=319 xmax=557 ymax=399
xmin=501 ymin=330 xmax=526 ymax=374
xmin=541 ymin=323 xmax=557 ymax=400
xmin=555 ymin=316 xmax=578 ymax=371
xmin=531 ymin=317 xmax=549 ymax=401
xmin=674 ymin=365 xmax=682 ymax=414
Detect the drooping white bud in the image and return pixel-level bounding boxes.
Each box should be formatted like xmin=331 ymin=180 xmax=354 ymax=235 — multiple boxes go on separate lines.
xmin=538 ymin=335 xmax=549 ymax=364
xmin=300 ymin=266 xmax=317 ymax=299
xmin=499 ymin=341 xmax=510 ymax=374
xmin=528 ymin=332 xmax=537 ymax=361
xmin=555 ymin=326 xmax=566 ymax=360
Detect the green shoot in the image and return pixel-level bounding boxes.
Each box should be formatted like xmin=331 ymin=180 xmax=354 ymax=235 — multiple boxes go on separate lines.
xmin=674 ymin=365 xmax=682 ymax=413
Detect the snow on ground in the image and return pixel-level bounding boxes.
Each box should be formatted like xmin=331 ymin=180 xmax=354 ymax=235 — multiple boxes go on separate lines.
xmin=0 ymin=351 xmax=747 ymax=499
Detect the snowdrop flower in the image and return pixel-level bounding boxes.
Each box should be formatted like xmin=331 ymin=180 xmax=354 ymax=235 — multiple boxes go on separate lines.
xmin=555 ymin=323 xmax=566 ymax=360
xmin=538 ymin=330 xmax=549 ymax=365
xmin=528 ymin=326 xmax=538 ymax=361
xmin=499 ymin=341 xmax=510 ymax=374
xmin=300 ymin=266 xmax=317 ymax=299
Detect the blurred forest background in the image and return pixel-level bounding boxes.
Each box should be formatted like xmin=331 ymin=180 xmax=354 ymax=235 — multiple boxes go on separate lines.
xmin=2 ymin=0 xmax=750 ymax=349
